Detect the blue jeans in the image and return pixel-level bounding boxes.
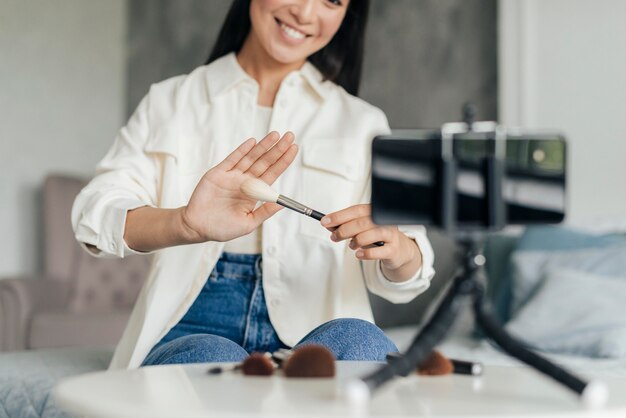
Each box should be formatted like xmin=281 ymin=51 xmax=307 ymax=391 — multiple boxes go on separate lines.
xmin=142 ymin=252 xmax=397 ymax=366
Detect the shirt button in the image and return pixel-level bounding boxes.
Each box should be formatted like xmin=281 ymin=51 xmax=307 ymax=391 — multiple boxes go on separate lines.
xmin=267 ymin=245 xmax=277 ymax=256
xmin=271 ymin=299 xmax=280 ymax=307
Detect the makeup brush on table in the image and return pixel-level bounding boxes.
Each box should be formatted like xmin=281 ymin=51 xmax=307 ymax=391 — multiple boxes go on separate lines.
xmin=386 ymin=351 xmax=483 ymax=376
xmin=241 ymin=178 xmax=384 ymax=247
xmin=207 ymin=345 xmax=336 ymax=378
xmin=207 ymin=352 xmax=275 ymax=376
xmin=280 ymin=345 xmax=336 ymax=378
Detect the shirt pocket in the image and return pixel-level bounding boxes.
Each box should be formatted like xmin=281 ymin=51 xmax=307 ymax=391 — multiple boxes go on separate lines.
xmin=145 ymin=122 xmax=211 ymax=204
xmin=298 ymin=140 xmax=368 ymax=241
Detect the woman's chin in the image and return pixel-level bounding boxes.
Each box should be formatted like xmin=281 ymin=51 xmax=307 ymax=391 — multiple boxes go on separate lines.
xmin=266 ymin=47 xmax=309 ymax=66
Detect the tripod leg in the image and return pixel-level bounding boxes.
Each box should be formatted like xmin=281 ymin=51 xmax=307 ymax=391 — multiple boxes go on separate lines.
xmin=473 ymin=293 xmax=608 ymax=407
xmin=355 ymin=274 xmax=474 ymax=395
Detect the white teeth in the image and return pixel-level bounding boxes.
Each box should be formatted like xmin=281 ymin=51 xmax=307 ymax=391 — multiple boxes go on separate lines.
xmin=280 ymin=22 xmax=306 ymax=40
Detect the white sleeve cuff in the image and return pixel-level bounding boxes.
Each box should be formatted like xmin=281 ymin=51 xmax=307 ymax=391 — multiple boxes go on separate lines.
xmin=375 ymin=260 xmax=423 ymax=288
xmin=362 ymin=225 xmax=436 ymax=303
xmin=75 ymin=198 xmax=153 ymax=258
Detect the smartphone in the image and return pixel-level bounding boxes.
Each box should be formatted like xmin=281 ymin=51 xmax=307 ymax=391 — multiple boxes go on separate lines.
xmin=371 ymin=130 xmax=566 ymax=229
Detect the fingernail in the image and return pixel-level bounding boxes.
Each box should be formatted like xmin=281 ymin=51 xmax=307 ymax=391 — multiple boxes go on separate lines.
xmin=321 ymin=217 xmax=330 ymax=225
xmin=330 ymin=233 xmax=336 ymax=241
xmin=356 ymin=251 xmax=364 ymax=258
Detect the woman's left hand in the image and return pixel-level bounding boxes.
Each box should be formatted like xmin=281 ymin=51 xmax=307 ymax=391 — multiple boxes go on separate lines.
xmin=321 ymin=204 xmax=422 ymax=282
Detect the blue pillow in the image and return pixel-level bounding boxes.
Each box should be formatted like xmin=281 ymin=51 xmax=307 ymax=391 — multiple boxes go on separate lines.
xmin=515 ymin=225 xmax=624 ymax=251
xmin=505 ymin=268 xmax=626 ymax=358
xmin=509 ymin=226 xmax=626 ymax=317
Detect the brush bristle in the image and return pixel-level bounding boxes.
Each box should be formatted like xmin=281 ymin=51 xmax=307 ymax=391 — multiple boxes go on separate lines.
xmin=283 ymin=344 xmax=335 ymax=378
xmin=240 ymin=178 xmax=280 ymax=203
xmin=417 ymin=350 xmax=454 ymax=376
xmin=241 ymin=353 xmax=275 ymax=376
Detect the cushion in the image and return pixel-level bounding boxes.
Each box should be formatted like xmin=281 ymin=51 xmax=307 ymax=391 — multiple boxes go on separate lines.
xmin=506 ymin=268 xmax=626 ymax=358
xmin=70 ymin=252 xmax=148 ymax=312
xmin=0 ymin=347 xmax=112 ymax=418
xmin=509 ymin=226 xmax=626 ymax=316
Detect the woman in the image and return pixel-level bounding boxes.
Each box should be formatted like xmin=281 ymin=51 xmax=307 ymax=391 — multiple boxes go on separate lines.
xmin=72 ymin=0 xmax=435 ymax=369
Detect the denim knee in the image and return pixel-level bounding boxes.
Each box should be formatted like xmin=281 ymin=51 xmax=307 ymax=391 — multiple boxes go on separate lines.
xmin=141 ymin=334 xmax=249 ymax=366
xmin=295 ymin=318 xmax=398 ymax=361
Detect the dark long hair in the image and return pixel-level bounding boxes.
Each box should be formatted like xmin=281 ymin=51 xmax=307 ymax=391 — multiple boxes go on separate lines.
xmin=207 ymin=0 xmax=370 ymax=96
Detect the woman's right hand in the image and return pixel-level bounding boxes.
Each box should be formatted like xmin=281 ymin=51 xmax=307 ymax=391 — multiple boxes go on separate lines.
xmin=180 ymin=131 xmax=298 ymax=243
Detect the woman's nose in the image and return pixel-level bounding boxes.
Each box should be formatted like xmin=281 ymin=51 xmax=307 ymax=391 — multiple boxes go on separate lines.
xmin=290 ymin=0 xmax=316 ymax=25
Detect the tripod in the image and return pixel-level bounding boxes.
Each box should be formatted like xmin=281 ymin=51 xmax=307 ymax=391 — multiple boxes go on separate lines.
xmin=346 ymin=235 xmax=608 ymax=408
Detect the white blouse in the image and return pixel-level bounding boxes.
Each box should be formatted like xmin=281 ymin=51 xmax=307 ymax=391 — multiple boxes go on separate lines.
xmin=72 ymin=53 xmax=436 ymax=369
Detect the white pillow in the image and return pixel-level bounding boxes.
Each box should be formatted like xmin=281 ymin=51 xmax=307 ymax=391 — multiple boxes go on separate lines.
xmin=505 ymin=268 xmax=626 ymax=358
xmin=510 ymin=244 xmax=626 ymax=315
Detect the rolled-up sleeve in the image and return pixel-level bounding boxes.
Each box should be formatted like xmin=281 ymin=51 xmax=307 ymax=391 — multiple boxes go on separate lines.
xmin=71 ymin=94 xmax=159 ymax=258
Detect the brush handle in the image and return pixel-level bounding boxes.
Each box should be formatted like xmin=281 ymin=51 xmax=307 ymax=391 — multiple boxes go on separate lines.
xmin=207 ymin=363 xmax=242 ymax=374
xmin=277 ymin=195 xmax=316 ymax=217
xmin=277 ymin=195 xmax=384 ymax=247
xmin=451 ymin=359 xmax=483 ymax=376
xmin=308 ymin=210 xmax=326 ymax=222
xmin=271 ymin=348 xmax=293 ymax=366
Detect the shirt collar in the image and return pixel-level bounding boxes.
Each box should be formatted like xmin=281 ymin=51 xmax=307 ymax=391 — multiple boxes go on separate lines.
xmin=205 ymin=52 xmax=329 ymax=102
xmin=300 ymin=60 xmax=329 ymax=100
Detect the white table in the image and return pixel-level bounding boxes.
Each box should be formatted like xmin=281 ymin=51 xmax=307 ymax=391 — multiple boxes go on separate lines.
xmin=54 ymin=362 xmax=626 ymax=417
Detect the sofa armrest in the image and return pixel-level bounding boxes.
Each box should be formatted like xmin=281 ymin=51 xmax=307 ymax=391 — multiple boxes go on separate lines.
xmin=0 ymin=277 xmax=70 ymax=351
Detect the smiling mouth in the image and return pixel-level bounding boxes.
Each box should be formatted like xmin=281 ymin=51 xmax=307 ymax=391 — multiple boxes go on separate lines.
xmin=275 ymin=18 xmax=311 ymax=40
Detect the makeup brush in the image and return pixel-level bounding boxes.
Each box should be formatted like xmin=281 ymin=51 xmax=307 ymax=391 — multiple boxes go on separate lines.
xmin=241 ymin=178 xmax=384 ymax=247
xmin=282 ymin=344 xmax=336 ymax=378
xmin=416 ymin=351 xmax=454 ymax=376
xmin=207 ymin=352 xmax=275 ymax=376
xmin=386 ymin=351 xmax=482 ymax=376
xmin=241 ymin=352 xmax=275 ymax=376
xmin=241 ymin=178 xmax=327 ymax=221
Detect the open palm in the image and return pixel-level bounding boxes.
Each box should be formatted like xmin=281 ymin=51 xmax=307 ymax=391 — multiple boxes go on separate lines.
xmin=182 ymin=131 xmax=297 ymax=242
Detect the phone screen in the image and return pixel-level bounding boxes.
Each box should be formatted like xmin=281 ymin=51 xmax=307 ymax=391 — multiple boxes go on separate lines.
xmin=371 ymin=132 xmax=566 ymax=228
xmin=502 ymin=134 xmax=566 ymax=224
xmin=371 ymin=130 xmax=440 ymax=226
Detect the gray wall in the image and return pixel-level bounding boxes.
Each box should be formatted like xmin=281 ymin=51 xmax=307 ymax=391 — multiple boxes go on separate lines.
xmin=500 ymin=0 xmax=626 ymax=224
xmin=363 ymin=0 xmax=497 ymax=126
xmin=127 ymin=0 xmax=231 ymax=114
xmin=0 ymin=0 xmax=127 ymax=277
xmin=127 ymin=0 xmax=497 ymax=125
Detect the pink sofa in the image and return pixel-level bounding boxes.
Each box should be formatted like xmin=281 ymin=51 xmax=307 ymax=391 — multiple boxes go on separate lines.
xmin=0 ymin=175 xmax=149 ymax=351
